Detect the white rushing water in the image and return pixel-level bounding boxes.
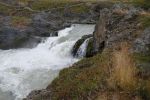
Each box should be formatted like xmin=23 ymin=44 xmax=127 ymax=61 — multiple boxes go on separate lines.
xmin=0 ymin=24 xmax=95 ymax=100
xmin=76 ymin=38 xmax=91 ymax=58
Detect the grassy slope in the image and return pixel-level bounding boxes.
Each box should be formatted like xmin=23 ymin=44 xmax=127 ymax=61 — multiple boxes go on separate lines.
xmin=49 ymin=44 xmax=150 ymax=100
xmin=50 ymin=51 xmax=112 ymax=100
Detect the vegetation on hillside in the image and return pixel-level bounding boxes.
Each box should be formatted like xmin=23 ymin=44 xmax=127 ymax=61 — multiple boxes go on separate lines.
xmin=48 ymin=43 xmax=150 ymax=100
xmin=0 ymin=4 xmax=14 ymax=15
xmin=140 ymin=15 xmax=150 ymax=29
xmin=132 ymin=0 xmax=150 ymax=9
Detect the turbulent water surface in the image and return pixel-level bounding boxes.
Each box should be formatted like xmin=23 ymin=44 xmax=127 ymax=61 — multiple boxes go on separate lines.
xmin=0 ymin=24 xmax=95 ymax=100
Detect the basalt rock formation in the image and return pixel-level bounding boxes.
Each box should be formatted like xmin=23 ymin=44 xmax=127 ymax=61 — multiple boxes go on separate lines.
xmin=93 ymin=8 xmax=110 ymax=54
xmin=72 ymin=3 xmax=149 ymax=58
xmin=72 ymin=8 xmax=110 ymax=57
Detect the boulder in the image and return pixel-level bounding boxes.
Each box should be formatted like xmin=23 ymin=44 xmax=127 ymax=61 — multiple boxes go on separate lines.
xmin=0 ymin=26 xmax=29 ymax=49
xmin=93 ymin=8 xmax=110 ymax=54
xmin=0 ymin=26 xmax=41 ymax=49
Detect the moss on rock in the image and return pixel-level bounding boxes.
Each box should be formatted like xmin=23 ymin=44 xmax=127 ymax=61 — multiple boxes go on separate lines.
xmin=71 ymin=34 xmax=92 ymax=57
xmin=72 ymin=38 xmax=86 ymax=57
xmin=86 ymin=37 xmax=94 ymax=57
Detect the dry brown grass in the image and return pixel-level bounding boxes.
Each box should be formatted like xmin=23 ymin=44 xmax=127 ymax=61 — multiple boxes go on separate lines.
xmin=108 ymin=43 xmax=138 ymax=92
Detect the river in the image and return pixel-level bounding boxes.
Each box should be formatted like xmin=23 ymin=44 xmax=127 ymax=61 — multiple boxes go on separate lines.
xmin=0 ymin=24 xmax=95 ymax=100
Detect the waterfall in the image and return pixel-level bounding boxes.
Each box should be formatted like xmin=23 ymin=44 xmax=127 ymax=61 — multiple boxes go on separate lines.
xmin=76 ymin=38 xmax=90 ymax=58
xmin=0 ymin=24 xmax=95 ymax=100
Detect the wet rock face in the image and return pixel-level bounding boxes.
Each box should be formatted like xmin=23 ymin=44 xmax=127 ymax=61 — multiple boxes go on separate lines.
xmin=31 ymin=12 xmax=66 ymax=37
xmin=0 ymin=27 xmax=29 ymax=49
xmin=0 ymin=26 xmax=41 ymax=50
xmin=133 ymin=28 xmax=150 ymax=53
xmin=72 ymin=34 xmax=93 ymax=57
xmin=93 ymin=8 xmax=110 ymax=54
xmin=71 ymin=5 xmax=142 ymax=57
xmin=86 ymin=37 xmax=94 ymax=57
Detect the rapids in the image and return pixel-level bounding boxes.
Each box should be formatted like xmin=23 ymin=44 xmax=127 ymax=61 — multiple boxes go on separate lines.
xmin=0 ymin=24 xmax=95 ymax=100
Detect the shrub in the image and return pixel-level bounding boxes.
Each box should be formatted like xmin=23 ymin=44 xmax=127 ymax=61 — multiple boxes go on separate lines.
xmin=109 ymin=43 xmax=138 ymax=92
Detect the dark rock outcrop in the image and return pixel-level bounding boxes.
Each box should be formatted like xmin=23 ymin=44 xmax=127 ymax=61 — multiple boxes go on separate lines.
xmin=93 ymin=8 xmax=110 ymax=54
xmin=72 ymin=9 xmax=111 ymax=57
xmin=0 ymin=26 xmax=29 ymax=49
xmin=0 ymin=25 xmax=42 ymax=49
xmin=86 ymin=37 xmax=94 ymax=57
xmin=72 ymin=3 xmax=143 ymax=58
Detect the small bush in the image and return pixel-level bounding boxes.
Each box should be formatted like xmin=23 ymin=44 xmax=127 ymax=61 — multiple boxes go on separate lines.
xmin=109 ymin=43 xmax=138 ymax=92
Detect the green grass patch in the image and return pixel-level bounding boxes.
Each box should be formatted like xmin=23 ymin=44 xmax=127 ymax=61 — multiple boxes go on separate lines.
xmin=140 ymin=15 xmax=150 ymax=28
xmin=0 ymin=4 xmax=14 ymax=15
xmin=69 ymin=4 xmax=90 ymax=13
xmin=134 ymin=53 xmax=150 ymax=63
xmin=31 ymin=0 xmax=77 ymax=11
xmin=136 ymin=15 xmax=150 ymax=29
xmin=49 ymin=52 xmax=112 ymax=99
xmin=30 ymin=0 xmax=92 ymax=13
xmin=48 ymin=48 xmax=150 ymax=100
xmin=132 ymin=0 xmax=150 ymax=10
xmin=0 ymin=3 xmax=34 ymax=16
